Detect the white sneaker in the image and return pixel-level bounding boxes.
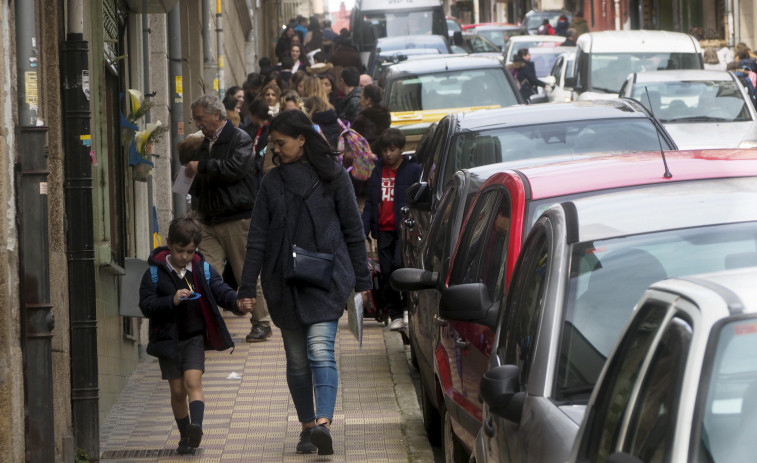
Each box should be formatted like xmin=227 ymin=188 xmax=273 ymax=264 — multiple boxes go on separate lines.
xmin=389 ymin=318 xmax=405 ymax=331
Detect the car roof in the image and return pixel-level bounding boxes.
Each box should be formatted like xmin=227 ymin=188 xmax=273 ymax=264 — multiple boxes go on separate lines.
xmin=631 ymin=69 xmax=735 ymax=82
xmin=529 ymin=46 xmax=574 ymax=55
xmin=508 ymin=34 xmax=566 ymax=43
xmin=451 ymin=98 xmax=651 ymax=131
xmin=576 ymin=30 xmax=701 ymax=53
xmin=518 ymin=149 xmax=757 ymax=199
xmin=659 ymin=267 xmax=757 ymax=315
xmin=382 ymin=55 xmax=505 ymax=75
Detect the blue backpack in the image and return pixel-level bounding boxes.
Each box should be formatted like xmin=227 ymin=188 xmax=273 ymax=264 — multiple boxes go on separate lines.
xmin=150 ymin=261 xmax=210 ymax=287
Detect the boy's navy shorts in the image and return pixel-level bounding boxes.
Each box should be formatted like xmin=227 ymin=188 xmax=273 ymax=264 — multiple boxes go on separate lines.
xmin=159 ymin=334 xmax=205 ymax=380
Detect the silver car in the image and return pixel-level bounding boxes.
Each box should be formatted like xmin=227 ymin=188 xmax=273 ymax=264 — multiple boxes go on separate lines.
xmin=438 ymin=153 xmax=757 ymax=462
xmin=619 ymin=69 xmax=757 ymax=149
xmin=570 ymin=266 xmax=757 ymax=463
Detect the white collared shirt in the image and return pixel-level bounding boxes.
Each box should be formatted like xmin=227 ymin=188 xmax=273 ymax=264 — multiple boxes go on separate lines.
xmin=166 ymin=255 xmax=194 ymax=279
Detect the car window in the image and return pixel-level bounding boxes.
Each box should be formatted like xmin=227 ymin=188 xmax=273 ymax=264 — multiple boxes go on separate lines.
xmin=423 ymin=181 xmax=462 ymax=275
xmin=386 ymin=68 xmax=519 ymax=112
xmin=423 ymin=118 xmax=449 ymax=188
xmin=699 ymin=317 xmax=757 ymax=462
xmin=448 ymin=190 xmax=499 ymax=287
xmin=500 ymin=229 xmax=549 ymax=389
xmin=630 ymin=80 xmax=753 ymax=123
xmin=413 ymin=123 xmax=437 ymax=172
xmin=550 ymin=56 xmax=563 ymax=80
xmin=589 ymin=52 xmax=702 ymax=93
xmin=623 ymin=317 xmax=692 ymax=462
xmin=577 ymin=301 xmax=669 ymax=462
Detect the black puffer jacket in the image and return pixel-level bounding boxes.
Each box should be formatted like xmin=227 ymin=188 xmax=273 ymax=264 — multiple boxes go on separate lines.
xmin=190 ymin=120 xmax=257 ymax=224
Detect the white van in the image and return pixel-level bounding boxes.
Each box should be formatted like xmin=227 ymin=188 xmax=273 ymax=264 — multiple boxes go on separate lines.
xmin=350 ymin=0 xmax=448 ymax=68
xmin=572 ymin=30 xmax=703 ymax=100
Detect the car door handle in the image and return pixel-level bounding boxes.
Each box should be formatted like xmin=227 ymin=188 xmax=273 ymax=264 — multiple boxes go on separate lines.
xmin=433 ymin=315 xmax=447 ymax=327
xmin=484 ymin=417 xmax=494 ymax=437
xmin=404 ymin=219 xmax=415 ymax=230
xmin=455 ymin=340 xmax=469 ymax=350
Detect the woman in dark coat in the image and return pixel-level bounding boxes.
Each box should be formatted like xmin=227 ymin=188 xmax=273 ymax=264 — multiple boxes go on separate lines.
xmin=237 ymin=110 xmax=372 ymax=456
xmin=351 ymin=84 xmax=391 ymax=154
xmin=508 ymin=48 xmax=546 ymax=101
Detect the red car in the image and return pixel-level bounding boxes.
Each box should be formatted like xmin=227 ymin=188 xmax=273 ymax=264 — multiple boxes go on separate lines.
xmin=393 ymin=149 xmax=757 ymax=461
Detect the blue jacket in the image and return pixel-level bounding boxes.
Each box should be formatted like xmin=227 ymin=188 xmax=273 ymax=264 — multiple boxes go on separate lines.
xmin=139 ymin=247 xmax=239 ymax=360
xmin=362 ymin=156 xmax=422 ymax=238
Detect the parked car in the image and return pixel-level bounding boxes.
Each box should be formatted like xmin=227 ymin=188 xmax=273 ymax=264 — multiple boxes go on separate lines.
xmin=504 ymin=34 xmax=565 ymax=64
xmin=568 ymin=265 xmax=757 ymax=463
xmin=573 ymin=30 xmax=703 ymax=101
xmin=395 ymin=100 xmax=678 ymax=458
xmin=523 ymin=9 xmax=571 ymax=35
xmin=442 ymin=152 xmax=757 ymax=463
xmin=450 ymin=33 xmax=502 ymax=57
xmin=380 ymin=55 xmax=523 ymax=127
xmin=544 ymin=50 xmax=576 ymax=102
xmin=528 ymin=46 xmax=573 ymax=82
xmin=462 ymin=24 xmax=527 ymax=51
xmin=619 ymin=69 xmax=757 ymax=149
xmin=367 ymin=34 xmax=451 ymax=78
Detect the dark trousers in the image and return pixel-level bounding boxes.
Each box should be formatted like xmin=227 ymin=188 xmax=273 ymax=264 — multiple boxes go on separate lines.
xmin=378 ymin=230 xmax=404 ymax=320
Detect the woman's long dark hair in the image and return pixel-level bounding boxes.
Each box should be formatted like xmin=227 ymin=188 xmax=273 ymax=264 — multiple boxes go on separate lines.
xmin=269 ymin=110 xmax=341 ymax=181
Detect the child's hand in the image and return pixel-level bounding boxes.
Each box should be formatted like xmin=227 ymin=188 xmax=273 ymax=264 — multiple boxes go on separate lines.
xmin=361 ymin=291 xmax=370 ymax=306
xmin=174 ymin=289 xmax=193 ymax=305
xmin=237 ymin=297 xmax=256 ymax=314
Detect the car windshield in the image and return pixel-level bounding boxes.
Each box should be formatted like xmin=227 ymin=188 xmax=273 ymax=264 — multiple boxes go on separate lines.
xmin=447 ymin=19 xmax=461 ymax=33
xmin=442 ymin=118 xmax=667 ymax=188
xmin=387 ymin=68 xmax=519 ymax=112
xmin=507 ymin=40 xmax=560 ymax=61
xmin=590 ymin=52 xmax=702 ymax=94
xmin=526 ymin=13 xmax=562 ymax=30
xmin=555 ymin=221 xmax=757 ymax=403
xmin=700 ymin=317 xmax=757 ymax=462
xmin=530 ymin=49 xmax=567 ymax=77
xmin=631 ymin=80 xmax=752 ymax=123
xmin=478 ymin=30 xmax=506 ymax=48
xmin=365 ymin=11 xmax=437 ymax=38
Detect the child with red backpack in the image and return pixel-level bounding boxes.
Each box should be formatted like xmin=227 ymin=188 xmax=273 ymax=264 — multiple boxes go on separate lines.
xmin=361 ymin=128 xmax=421 ymax=330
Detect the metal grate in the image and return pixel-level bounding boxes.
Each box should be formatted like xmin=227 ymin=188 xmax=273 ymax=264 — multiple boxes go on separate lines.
xmin=100 ymin=448 xmax=204 ymax=459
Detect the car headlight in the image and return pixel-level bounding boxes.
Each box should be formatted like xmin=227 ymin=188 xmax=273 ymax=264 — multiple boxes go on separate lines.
xmin=739 ymin=140 xmax=757 ymax=148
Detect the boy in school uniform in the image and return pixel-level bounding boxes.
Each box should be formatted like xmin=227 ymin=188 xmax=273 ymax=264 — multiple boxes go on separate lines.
xmin=139 ymin=216 xmax=251 ymax=454
xmin=362 ymin=128 xmax=422 ymax=330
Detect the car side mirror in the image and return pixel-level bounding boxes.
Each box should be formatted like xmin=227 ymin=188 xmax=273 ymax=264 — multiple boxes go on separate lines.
xmin=479 ymin=365 xmax=525 ymax=422
xmin=405 ymin=182 xmax=432 ymax=211
xmin=453 ymin=30 xmax=463 ymax=46
xmin=390 ymin=268 xmax=438 ymax=292
xmin=564 ymin=76 xmax=576 ymax=88
xmin=528 ymin=94 xmax=549 ymax=105
xmin=439 ymin=283 xmax=498 ymax=328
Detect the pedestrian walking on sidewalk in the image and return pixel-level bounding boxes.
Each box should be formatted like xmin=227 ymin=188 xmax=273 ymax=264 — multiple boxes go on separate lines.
xmin=184 ymin=94 xmax=274 ymax=343
xmin=237 ymin=110 xmax=372 ymax=455
xmin=139 ymin=217 xmax=252 ymax=455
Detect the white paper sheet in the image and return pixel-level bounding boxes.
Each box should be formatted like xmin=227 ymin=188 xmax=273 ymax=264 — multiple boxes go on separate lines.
xmin=172 ymin=166 xmax=195 ymax=195
xmin=346 ymin=291 xmax=364 ymax=348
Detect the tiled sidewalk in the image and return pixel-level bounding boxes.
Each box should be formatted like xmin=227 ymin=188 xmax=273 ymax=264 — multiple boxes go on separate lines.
xmin=99 ymin=311 xmax=433 ymax=462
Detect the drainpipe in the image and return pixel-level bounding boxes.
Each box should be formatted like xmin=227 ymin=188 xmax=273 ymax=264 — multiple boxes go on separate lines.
xmin=62 ymin=0 xmax=99 ymax=458
xmin=216 ymin=0 xmax=225 ymax=98
xmin=15 ymin=0 xmax=55 ymax=461
xmin=202 ymin=0 xmax=217 ymax=94
xmin=168 ymin=5 xmax=187 ymax=215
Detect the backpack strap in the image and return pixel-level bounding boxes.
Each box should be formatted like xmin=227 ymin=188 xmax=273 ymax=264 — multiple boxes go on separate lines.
xmin=150 ymin=265 xmax=158 ymax=286
xmin=204 ymin=261 xmax=210 ymax=284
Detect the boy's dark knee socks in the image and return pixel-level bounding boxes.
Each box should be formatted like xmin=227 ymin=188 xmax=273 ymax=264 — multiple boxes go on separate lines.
xmin=189 ymin=400 xmax=205 ymax=425
xmin=176 ymin=415 xmax=190 ymax=436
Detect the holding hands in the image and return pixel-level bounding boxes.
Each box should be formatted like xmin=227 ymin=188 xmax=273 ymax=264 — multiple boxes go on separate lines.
xmin=237 ymin=297 xmax=256 ymax=314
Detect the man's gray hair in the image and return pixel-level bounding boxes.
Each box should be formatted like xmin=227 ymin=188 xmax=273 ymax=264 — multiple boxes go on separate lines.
xmin=190 ymin=94 xmax=226 ymax=117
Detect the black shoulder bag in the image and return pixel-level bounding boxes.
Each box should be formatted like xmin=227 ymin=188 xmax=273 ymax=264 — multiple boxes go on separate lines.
xmin=280 ymin=170 xmax=335 ymax=290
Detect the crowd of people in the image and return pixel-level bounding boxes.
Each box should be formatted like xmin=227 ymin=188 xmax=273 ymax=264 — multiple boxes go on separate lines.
xmin=139 ymin=15 xmax=421 ymax=459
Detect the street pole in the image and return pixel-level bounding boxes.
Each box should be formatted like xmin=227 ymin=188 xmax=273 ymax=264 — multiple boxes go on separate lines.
xmin=16 ymin=0 xmax=55 ymax=460
xmin=63 ymin=0 xmax=99 ymax=458
xmin=168 ymin=5 xmax=187 ymax=215
xmin=202 ymin=0 xmax=217 ymax=94
xmin=216 ymin=0 xmax=225 ymax=98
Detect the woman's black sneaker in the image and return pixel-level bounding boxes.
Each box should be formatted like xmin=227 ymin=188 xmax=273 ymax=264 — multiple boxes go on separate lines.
xmin=186 ymin=423 xmax=203 ymax=448
xmin=310 ymin=423 xmax=334 ymax=455
xmin=296 ymin=427 xmax=317 ymax=454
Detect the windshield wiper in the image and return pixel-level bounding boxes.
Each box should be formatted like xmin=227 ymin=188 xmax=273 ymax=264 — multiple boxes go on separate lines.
xmin=667 ymin=116 xmax=730 ymax=122
xmin=590 ymin=86 xmax=617 ymax=94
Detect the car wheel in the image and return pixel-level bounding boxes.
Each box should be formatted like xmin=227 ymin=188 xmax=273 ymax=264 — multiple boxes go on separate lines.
xmin=442 ymin=401 xmax=468 ymax=463
xmin=420 ymin=379 xmax=441 ymax=446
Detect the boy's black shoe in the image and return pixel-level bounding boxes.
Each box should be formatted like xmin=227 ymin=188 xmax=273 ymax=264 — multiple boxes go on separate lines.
xmin=310 ymin=423 xmax=334 ymax=455
xmin=186 ymin=423 xmax=203 ymax=448
xmin=246 ymin=324 xmax=272 ymax=342
xmin=296 ymin=427 xmax=317 ymax=454
xmin=176 ymin=437 xmax=194 ymax=455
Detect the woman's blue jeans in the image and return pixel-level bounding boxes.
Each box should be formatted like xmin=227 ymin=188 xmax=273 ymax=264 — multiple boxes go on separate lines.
xmin=279 ymin=320 xmax=338 ymax=423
